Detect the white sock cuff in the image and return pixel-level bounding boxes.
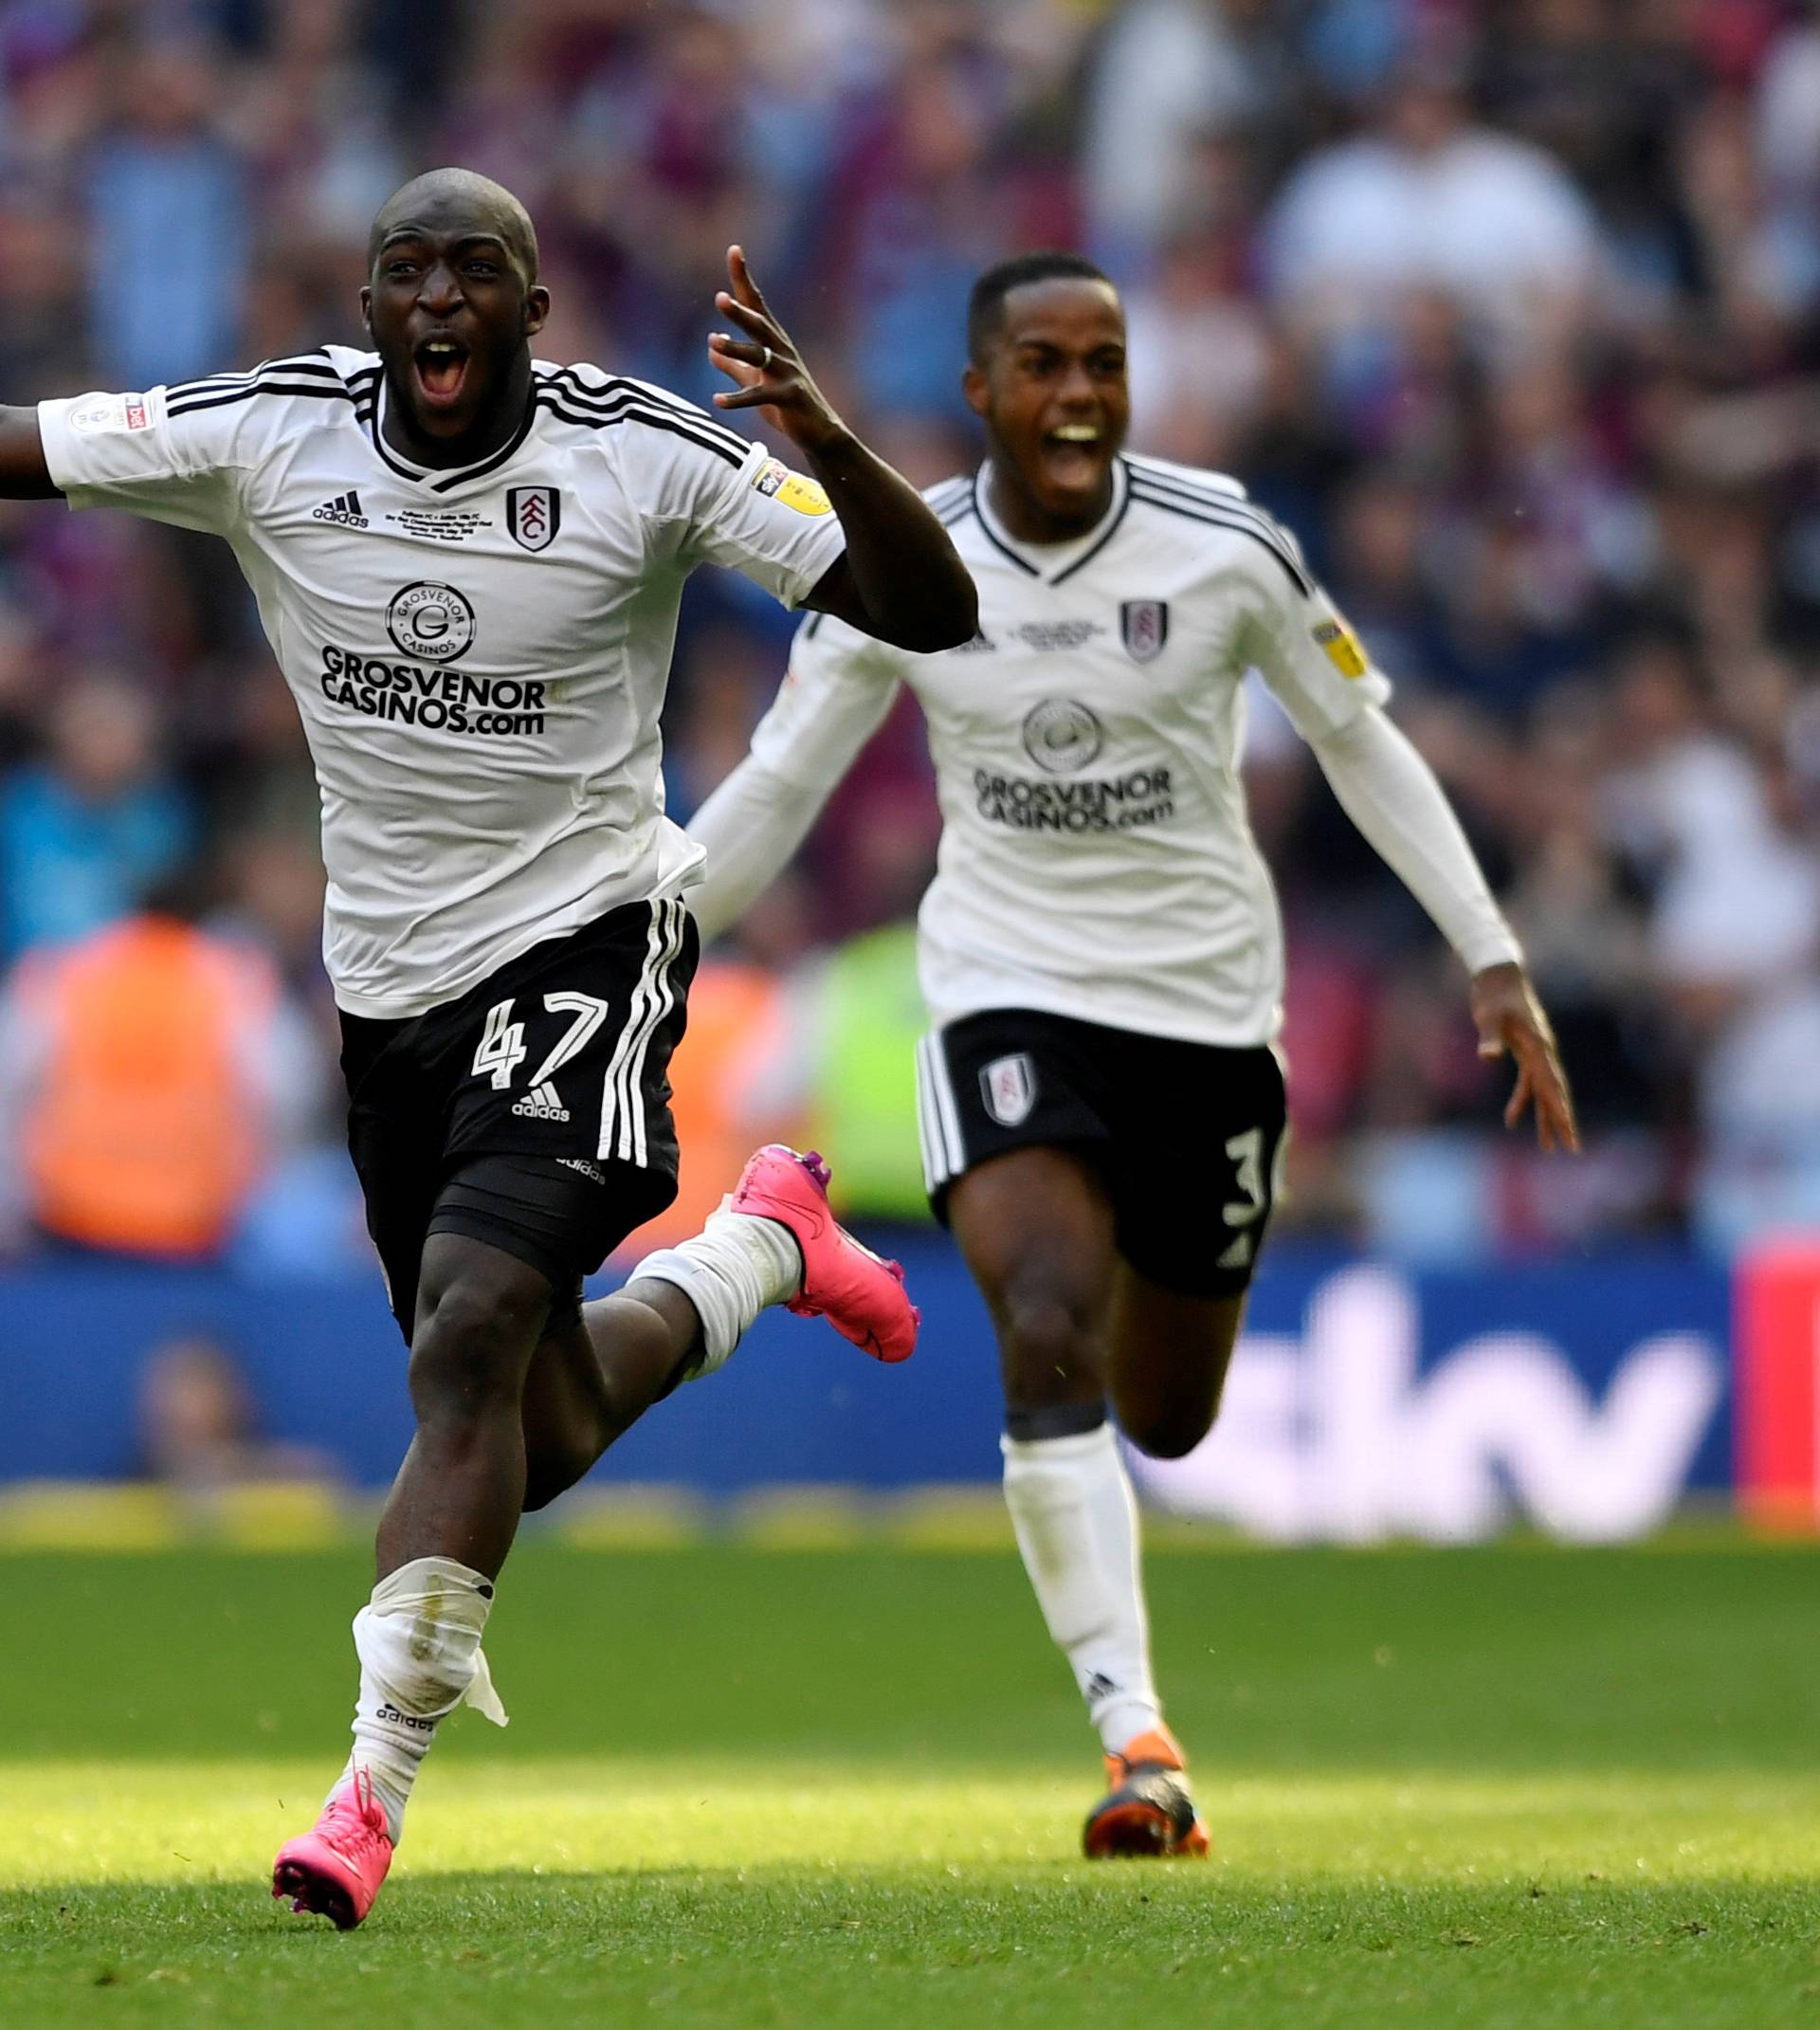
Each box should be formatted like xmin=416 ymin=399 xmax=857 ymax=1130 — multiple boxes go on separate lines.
xmin=1001 ymin=1423 xmax=1120 ymax=1470
xmin=355 ymin=1558 xmax=507 ymax=1727
xmin=369 ymin=1556 xmax=496 ymax=1623
xmin=637 ymin=1246 xmax=743 ymax=1370
xmin=638 ymin=1210 xmax=801 ymax=1377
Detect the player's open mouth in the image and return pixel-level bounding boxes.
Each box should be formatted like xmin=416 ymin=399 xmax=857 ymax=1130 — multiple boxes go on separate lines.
xmin=1041 ymin=422 xmax=1106 ymax=489
xmin=413 ymin=338 xmax=470 ymax=410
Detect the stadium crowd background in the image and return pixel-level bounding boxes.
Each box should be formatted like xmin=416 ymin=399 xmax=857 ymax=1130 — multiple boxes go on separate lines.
xmin=0 ymin=0 xmax=1816 ymax=1274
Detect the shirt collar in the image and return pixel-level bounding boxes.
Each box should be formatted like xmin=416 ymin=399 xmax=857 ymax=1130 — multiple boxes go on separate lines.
xmin=972 ymin=456 xmax=1131 ymax=587
xmin=369 ymin=375 xmax=538 ymax=495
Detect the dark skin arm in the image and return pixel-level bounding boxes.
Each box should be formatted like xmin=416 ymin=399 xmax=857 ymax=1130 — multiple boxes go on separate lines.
xmin=707 ymin=247 xmax=976 ymax=653
xmin=0 ymin=409 xmax=62 ymax=498
xmin=1470 ymin=960 xmax=1579 ymax=1155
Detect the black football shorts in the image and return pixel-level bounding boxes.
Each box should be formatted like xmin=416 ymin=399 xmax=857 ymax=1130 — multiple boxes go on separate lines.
xmin=916 ymin=1006 xmax=1288 ymax=1299
xmin=339 ymin=897 xmax=698 ymax=1337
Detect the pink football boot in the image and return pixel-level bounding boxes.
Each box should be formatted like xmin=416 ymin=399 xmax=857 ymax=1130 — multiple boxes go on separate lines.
xmin=731 ymin=1145 xmax=919 ymax=1363
xmin=272 ymin=1769 xmax=394 ymax=1929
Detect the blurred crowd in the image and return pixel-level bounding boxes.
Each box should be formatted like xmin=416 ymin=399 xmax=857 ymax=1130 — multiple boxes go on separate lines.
xmin=0 ymin=0 xmax=1817 ymax=1267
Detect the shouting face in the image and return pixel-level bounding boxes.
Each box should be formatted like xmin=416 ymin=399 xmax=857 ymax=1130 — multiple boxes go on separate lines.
xmin=964 ymin=275 xmax=1129 ymax=539
xmin=362 ymin=170 xmax=549 ymax=466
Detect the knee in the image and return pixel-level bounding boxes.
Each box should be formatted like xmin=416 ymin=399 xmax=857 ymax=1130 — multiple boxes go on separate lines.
xmin=1120 ymin=1408 xmax=1213 ymax=1460
xmin=408 ymin=1273 xmax=546 ymax=1423
xmin=999 ymin=1286 xmax=1105 ymax=1410
xmin=1117 ymin=1376 xmax=1224 ymax=1460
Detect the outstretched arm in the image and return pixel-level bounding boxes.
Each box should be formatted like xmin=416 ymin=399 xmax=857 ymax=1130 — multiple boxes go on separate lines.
xmin=0 ymin=408 xmax=60 ymax=498
xmin=1306 ymin=706 xmax=1578 ymax=1153
xmin=707 ymin=247 xmax=976 ymax=653
xmin=686 ymin=622 xmax=903 ymax=942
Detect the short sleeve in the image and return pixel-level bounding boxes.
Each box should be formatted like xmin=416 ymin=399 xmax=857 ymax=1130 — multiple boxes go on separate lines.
xmin=38 ymin=384 xmax=249 ymax=537
xmin=750 ymin=609 xmax=904 ymax=788
xmin=1232 ymin=521 xmax=1392 ymax=740
xmin=620 ymin=391 xmax=847 ymax=608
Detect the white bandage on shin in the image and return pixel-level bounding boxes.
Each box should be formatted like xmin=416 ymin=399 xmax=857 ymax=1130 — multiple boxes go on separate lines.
xmin=1001 ymin=1424 xmax=1162 ymax=1756
xmin=335 ymin=1555 xmax=507 ymax=1841
xmin=636 ymin=1203 xmax=803 ymax=1378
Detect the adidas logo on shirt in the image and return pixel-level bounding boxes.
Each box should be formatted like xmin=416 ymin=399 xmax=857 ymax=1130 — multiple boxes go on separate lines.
xmin=511 ymin=1082 xmax=571 ymax=1123
xmin=312 ymin=489 xmax=369 ymax=529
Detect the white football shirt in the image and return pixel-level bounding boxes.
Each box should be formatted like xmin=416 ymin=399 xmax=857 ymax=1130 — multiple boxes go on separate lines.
xmin=747 ymin=453 xmax=1392 ymax=1047
xmin=38 ymin=350 xmax=846 ymax=1016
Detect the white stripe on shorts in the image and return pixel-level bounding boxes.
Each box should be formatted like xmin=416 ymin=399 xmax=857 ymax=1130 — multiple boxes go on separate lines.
xmin=598 ymin=899 xmax=686 ymax=1166
xmin=916 ymin=1030 xmax=968 ymax=1191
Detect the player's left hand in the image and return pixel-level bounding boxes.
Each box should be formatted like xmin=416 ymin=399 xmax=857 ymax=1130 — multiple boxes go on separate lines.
xmin=1470 ymin=960 xmax=1579 ymax=1155
xmin=708 ymin=246 xmax=849 ymax=457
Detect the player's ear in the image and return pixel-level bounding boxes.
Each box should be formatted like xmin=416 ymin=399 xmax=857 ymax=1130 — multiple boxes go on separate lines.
xmin=523 ymin=285 xmax=551 ymax=339
xmin=962 ymin=362 xmax=991 ymax=420
xmin=359 ymin=285 xmax=373 ymax=335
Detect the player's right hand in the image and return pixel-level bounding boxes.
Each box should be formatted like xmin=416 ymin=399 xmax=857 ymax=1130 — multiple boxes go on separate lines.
xmin=707 ymin=246 xmax=850 ymax=458
xmin=1470 ymin=961 xmax=1579 ymax=1155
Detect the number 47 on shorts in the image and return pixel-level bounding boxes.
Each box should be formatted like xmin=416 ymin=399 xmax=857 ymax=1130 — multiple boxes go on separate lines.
xmin=472 ymin=992 xmax=610 ymax=1122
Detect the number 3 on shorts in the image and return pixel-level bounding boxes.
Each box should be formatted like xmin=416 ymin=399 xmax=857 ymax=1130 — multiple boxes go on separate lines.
xmin=472 ymin=993 xmax=610 ymax=1096
xmin=1217 ymin=1124 xmax=1283 ymax=1271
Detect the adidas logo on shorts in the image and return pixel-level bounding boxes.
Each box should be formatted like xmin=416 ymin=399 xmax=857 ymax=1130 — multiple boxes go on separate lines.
xmin=511 ymin=1081 xmax=570 ymax=1122
xmin=312 ymin=488 xmax=369 ymax=529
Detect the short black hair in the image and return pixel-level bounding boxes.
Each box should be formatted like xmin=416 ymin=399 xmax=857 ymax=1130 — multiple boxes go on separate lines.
xmin=967 ymin=251 xmax=1116 ymax=364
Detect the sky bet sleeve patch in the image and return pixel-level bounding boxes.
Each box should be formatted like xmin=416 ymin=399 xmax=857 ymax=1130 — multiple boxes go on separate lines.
xmin=753 ymin=456 xmax=832 ymax=516
xmin=1312 ymin=617 xmax=1368 ymax=679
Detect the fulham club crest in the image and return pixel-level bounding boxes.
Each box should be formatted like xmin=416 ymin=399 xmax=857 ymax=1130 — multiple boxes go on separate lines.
xmin=980 ymin=1052 xmax=1037 ymax=1127
xmin=1119 ymin=599 xmax=1169 ymax=664
xmin=506 ymin=485 xmax=561 ymax=553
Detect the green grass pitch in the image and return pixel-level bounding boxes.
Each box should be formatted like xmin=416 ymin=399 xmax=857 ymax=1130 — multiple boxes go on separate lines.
xmin=4 ymin=1537 xmax=1818 ymax=2027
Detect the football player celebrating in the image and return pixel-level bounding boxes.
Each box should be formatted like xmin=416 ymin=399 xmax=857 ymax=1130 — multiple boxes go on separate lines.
xmin=0 ymin=170 xmax=976 ymax=1926
xmin=686 ymin=252 xmax=1576 ymax=1859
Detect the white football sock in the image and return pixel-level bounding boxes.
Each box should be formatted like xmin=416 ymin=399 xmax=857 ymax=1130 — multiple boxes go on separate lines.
xmin=1001 ymin=1423 xmax=1163 ymax=1756
xmin=635 ymin=1203 xmax=803 ymax=1378
xmin=332 ymin=1555 xmax=509 ymax=1843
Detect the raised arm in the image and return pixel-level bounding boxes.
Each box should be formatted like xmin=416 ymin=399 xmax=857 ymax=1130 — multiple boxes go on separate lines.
xmin=707 ymin=247 xmax=976 ymax=654
xmin=0 ymin=407 xmax=60 ymax=499
xmin=1230 ymin=521 xmax=1577 ymax=1154
xmin=686 ymin=618 xmax=903 ymax=942
xmin=1304 ymin=706 xmax=1578 ymax=1154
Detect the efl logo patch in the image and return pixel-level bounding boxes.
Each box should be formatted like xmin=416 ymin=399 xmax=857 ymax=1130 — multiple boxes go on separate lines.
xmin=505 ymin=485 xmax=561 ymax=552
xmin=1119 ymin=599 xmax=1169 ymax=664
xmin=1313 ymin=617 xmax=1368 ymax=679
xmin=753 ymin=457 xmax=832 ymax=515
xmin=980 ymin=1052 xmax=1037 ymax=1128
xmin=68 ymin=393 xmax=151 ymax=436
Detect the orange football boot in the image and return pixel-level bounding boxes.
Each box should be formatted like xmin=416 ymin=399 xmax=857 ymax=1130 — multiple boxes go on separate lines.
xmin=1082 ymin=1724 xmax=1210 ymax=1859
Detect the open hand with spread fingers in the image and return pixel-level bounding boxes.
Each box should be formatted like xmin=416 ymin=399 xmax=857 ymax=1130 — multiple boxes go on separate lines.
xmin=707 ymin=245 xmax=849 ymax=458
xmin=1470 ymin=960 xmax=1579 ymax=1155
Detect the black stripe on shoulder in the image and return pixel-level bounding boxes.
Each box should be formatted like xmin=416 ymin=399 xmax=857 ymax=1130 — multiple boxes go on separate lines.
xmin=1124 ymin=461 xmax=1281 ymax=529
xmin=802 ymin=611 xmax=827 ymax=640
xmin=1126 ymin=462 xmax=1304 ymax=554
xmin=535 ymin=377 xmax=752 ymax=461
xmin=535 ymin=394 xmax=746 ymax=467
xmin=166 ymin=381 xmax=355 ymax=419
xmin=166 ymin=355 xmax=347 ymax=401
xmin=1122 ymin=453 xmax=1251 ymax=500
xmin=1128 ymin=484 xmax=1312 ymax=594
xmin=537 ymin=366 xmax=750 ymax=457
xmin=937 ymin=499 xmax=976 ymax=529
xmin=924 ymin=475 xmax=970 ymax=509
